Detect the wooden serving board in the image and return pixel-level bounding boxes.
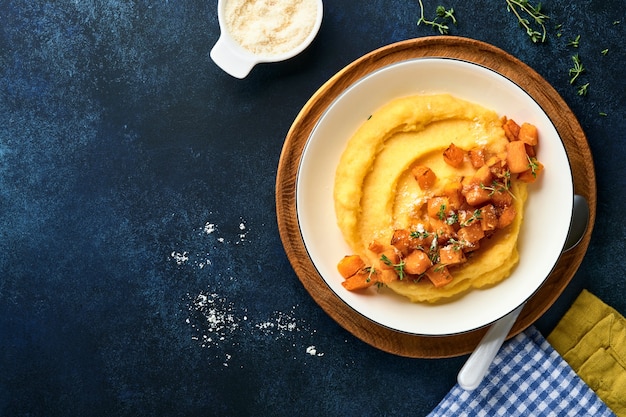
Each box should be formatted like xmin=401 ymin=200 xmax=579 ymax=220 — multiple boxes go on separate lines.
xmin=275 ymin=36 xmax=596 ymax=358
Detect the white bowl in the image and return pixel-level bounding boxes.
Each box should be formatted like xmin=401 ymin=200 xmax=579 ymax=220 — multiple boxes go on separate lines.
xmin=296 ymin=58 xmax=574 ymax=336
xmin=210 ymin=0 xmax=323 ymax=78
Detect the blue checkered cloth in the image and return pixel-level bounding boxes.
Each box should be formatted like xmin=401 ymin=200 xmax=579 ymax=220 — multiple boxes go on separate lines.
xmin=429 ymin=326 xmax=616 ymax=416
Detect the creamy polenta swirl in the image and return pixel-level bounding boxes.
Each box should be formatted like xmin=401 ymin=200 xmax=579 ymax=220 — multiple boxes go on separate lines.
xmin=334 ymin=94 xmax=529 ymax=303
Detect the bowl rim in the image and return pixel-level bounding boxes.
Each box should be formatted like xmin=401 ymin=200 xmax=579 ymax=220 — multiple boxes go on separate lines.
xmin=296 ymin=56 xmax=574 ymax=337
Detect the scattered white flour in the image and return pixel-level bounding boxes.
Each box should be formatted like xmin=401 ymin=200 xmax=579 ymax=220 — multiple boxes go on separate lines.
xmin=254 ymin=308 xmax=304 ymax=337
xmin=176 ymin=217 xmax=323 ymax=365
xmin=203 ymin=222 xmax=217 ymax=234
xmin=170 ymin=217 xmax=251 ymax=268
xmin=224 ymin=0 xmax=318 ymax=56
xmin=223 ymin=353 xmax=232 ymax=367
xmin=306 ymin=345 xmax=324 ymax=357
xmin=186 ymin=291 xmax=324 ymax=364
xmin=171 ymin=251 xmax=189 ymax=265
xmin=235 ymin=219 xmax=248 ymax=245
xmin=187 ymin=292 xmax=240 ymax=349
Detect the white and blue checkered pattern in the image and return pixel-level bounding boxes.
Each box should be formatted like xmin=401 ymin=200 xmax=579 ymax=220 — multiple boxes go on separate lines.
xmin=429 ymin=326 xmax=615 ymax=416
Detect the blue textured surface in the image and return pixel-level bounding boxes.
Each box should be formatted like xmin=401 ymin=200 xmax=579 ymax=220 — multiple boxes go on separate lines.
xmin=0 ymin=1 xmax=624 ymax=416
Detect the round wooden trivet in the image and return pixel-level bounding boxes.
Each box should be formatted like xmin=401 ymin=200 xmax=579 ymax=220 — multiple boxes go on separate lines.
xmin=275 ymin=36 xmax=596 ymax=358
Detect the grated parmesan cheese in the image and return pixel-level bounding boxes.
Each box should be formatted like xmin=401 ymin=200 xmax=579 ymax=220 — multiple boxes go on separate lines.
xmin=224 ymin=0 xmax=318 ymax=56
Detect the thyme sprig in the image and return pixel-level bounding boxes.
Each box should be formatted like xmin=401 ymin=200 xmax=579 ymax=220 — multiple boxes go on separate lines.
xmin=567 ymin=35 xmax=581 ymax=48
xmin=505 ymin=0 xmax=549 ymax=43
xmin=380 ymin=254 xmax=406 ymax=281
xmin=410 ymin=230 xmax=431 ymax=240
xmin=445 ymin=212 xmax=459 ymax=225
xmin=364 ymin=266 xmax=377 ymax=283
xmin=480 ymin=178 xmax=516 ymax=199
xmin=527 ymin=156 xmax=540 ymax=177
xmin=448 ymin=238 xmax=468 ymax=251
xmin=569 ymin=53 xmax=585 ymax=85
xmin=577 ymin=82 xmax=590 ymax=96
xmin=417 ymin=0 xmax=457 ymax=34
xmin=436 ymin=203 xmax=459 ymax=225
xmin=436 ymin=5 xmax=457 ymax=24
xmin=437 ymin=204 xmax=447 ymax=221
xmin=460 ymin=209 xmax=483 ymax=227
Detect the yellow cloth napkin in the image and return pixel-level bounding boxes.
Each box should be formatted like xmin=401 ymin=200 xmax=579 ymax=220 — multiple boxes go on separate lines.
xmin=548 ymin=290 xmax=626 ymax=416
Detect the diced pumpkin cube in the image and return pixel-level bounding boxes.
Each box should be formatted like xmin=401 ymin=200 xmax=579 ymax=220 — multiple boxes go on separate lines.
xmin=468 ymin=147 xmax=486 ymax=168
xmin=376 ymin=268 xmax=400 ymax=284
xmin=488 ymin=156 xmax=508 ymax=179
xmin=480 ymin=204 xmax=499 ymax=231
xmin=439 ymin=245 xmax=466 ymax=265
xmin=412 ymin=165 xmax=437 ymax=189
xmin=425 ymin=265 xmax=454 ymax=288
xmin=409 ymin=224 xmax=434 ymax=248
xmin=442 ymin=181 xmax=464 ymax=211
xmin=506 ymin=141 xmax=530 ymax=174
xmin=429 ymin=218 xmax=455 ymax=242
xmin=457 ymin=222 xmax=485 ymax=245
xmin=502 ymin=117 xmax=521 ymax=141
xmin=391 ymin=229 xmax=413 ymax=256
xmin=518 ymin=159 xmax=544 ymax=183
xmin=404 ymin=250 xmax=432 ymax=275
xmin=462 ymin=185 xmax=491 ymax=206
xmin=498 ymin=205 xmax=517 ymax=229
xmin=443 ymin=143 xmax=465 ymax=168
xmin=491 ymin=189 xmax=513 ymax=208
xmin=519 ymin=122 xmax=538 ymax=146
xmin=457 ymin=209 xmax=476 ymax=226
xmin=337 ymin=255 xmax=366 ymax=279
xmin=379 ymin=248 xmax=400 ymax=271
xmin=341 ymin=269 xmax=376 ymax=291
xmin=427 ymin=196 xmax=450 ymax=219
xmin=472 ymin=165 xmax=493 ymax=186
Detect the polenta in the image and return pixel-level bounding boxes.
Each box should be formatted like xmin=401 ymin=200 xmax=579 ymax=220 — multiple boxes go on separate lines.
xmin=334 ymin=94 xmax=543 ymax=303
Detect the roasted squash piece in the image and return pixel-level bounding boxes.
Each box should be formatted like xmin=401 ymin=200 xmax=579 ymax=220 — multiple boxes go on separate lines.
xmin=376 ymin=268 xmax=400 ymax=284
xmin=502 ymin=117 xmax=521 ymax=141
xmin=427 ymin=196 xmax=450 ymax=219
xmin=518 ymin=159 xmax=544 ymax=183
xmin=491 ymin=188 xmax=513 ymax=208
xmin=341 ymin=269 xmax=376 ymax=291
xmin=425 ymin=265 xmax=454 ymax=288
xmin=506 ymin=141 xmax=530 ymax=174
xmin=439 ymin=245 xmax=467 ymax=266
xmin=404 ymin=249 xmax=432 ymax=275
xmin=391 ymin=229 xmax=414 ymax=256
xmin=468 ymin=147 xmax=486 ymax=168
xmin=462 ymin=184 xmax=491 ymax=207
xmin=480 ymin=204 xmax=499 ymax=231
xmin=457 ymin=222 xmax=485 ymax=245
xmin=472 ymin=165 xmax=493 ymax=187
xmin=498 ymin=205 xmax=517 ymax=229
xmin=442 ymin=181 xmax=463 ymax=211
xmin=412 ymin=165 xmax=437 ymax=190
xmin=379 ymin=248 xmax=400 ymax=271
xmin=519 ymin=122 xmax=538 ymax=146
xmin=443 ymin=143 xmax=465 ymax=168
xmin=337 ymin=255 xmax=366 ymax=279
xmin=429 ymin=218 xmax=455 ymax=242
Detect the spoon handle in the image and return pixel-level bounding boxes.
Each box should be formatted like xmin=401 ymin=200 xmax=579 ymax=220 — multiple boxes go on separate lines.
xmin=457 ymin=304 xmax=524 ymax=391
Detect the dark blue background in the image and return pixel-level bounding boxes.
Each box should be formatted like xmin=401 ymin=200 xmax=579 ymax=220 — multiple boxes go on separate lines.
xmin=1 ymin=1 xmax=624 ymax=416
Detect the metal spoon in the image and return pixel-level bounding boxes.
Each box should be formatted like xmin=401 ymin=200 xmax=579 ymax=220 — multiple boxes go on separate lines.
xmin=457 ymin=194 xmax=589 ymax=391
